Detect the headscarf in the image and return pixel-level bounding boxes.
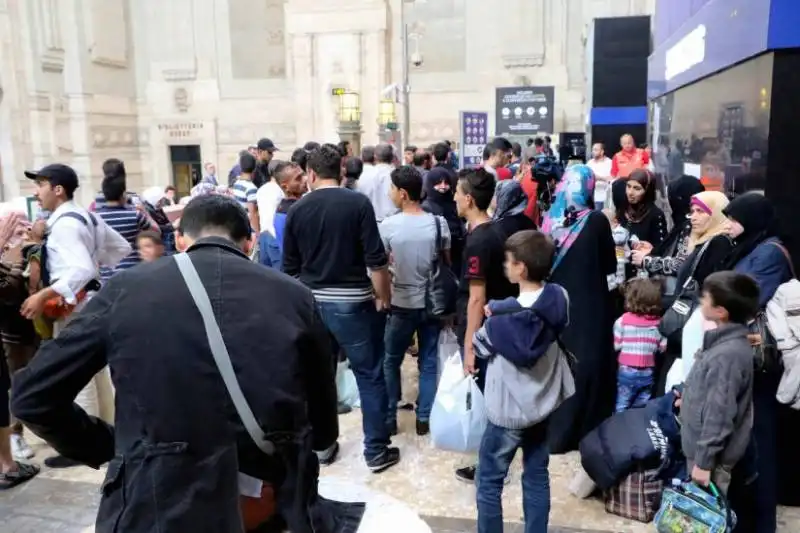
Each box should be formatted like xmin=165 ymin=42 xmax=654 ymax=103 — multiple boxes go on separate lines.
xmin=422 ymin=171 xmax=463 ymax=240
xmin=668 ymin=175 xmax=706 ymax=227
xmin=686 ymin=191 xmax=729 ymax=252
xmin=722 ymin=192 xmax=778 ymax=269
xmin=142 ymin=186 xmax=166 ymax=207
xmin=542 ymin=164 xmax=595 ymax=270
xmin=624 ymin=169 xmax=657 ymax=223
xmin=493 ymin=180 xmax=528 ymax=220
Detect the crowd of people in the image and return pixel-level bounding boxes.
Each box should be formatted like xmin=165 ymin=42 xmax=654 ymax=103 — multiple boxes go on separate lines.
xmin=0 ymin=131 xmax=797 ymax=533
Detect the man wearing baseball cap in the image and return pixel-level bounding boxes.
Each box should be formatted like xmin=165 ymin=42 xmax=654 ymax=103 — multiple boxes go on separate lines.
xmin=254 ymin=138 xmax=278 ymax=188
xmin=18 ymin=163 xmax=130 ymax=468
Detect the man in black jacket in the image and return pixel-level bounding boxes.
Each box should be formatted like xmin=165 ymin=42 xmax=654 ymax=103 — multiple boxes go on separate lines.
xmin=12 ymin=195 xmax=341 ymax=533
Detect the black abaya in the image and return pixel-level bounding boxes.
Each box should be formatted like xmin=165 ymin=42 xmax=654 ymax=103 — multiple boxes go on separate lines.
xmin=547 ymin=211 xmax=619 ymax=453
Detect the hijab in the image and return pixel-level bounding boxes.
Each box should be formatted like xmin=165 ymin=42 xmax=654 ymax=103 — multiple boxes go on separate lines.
xmin=668 ymin=175 xmax=706 ymax=227
xmin=723 ymin=192 xmax=779 ymax=269
xmin=422 ymin=171 xmax=462 ymax=239
xmin=624 ymin=169 xmax=657 ymax=223
xmin=493 ymin=180 xmax=528 ymax=220
xmin=142 ymin=186 xmax=166 ymax=207
xmin=686 ymin=191 xmax=729 ymax=252
xmin=542 ymin=164 xmax=595 ymax=270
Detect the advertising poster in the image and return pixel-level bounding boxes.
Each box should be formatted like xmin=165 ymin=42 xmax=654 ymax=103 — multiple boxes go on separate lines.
xmin=495 ymin=86 xmax=555 ymax=135
xmin=459 ymin=111 xmax=489 ymax=168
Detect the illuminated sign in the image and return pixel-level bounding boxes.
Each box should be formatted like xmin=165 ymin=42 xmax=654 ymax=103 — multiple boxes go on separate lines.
xmin=665 ymin=25 xmax=706 ymax=81
xmin=331 ymin=87 xmax=347 ymax=96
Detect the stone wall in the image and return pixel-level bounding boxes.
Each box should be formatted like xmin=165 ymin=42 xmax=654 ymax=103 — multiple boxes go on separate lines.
xmin=0 ymin=0 xmax=655 ymax=198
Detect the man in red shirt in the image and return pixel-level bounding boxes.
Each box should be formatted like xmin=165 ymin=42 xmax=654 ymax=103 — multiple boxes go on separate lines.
xmin=611 ymin=134 xmax=650 ymax=179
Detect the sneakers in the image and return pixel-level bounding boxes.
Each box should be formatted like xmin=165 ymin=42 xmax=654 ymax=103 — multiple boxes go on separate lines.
xmin=415 ymin=420 xmax=429 ymax=436
xmin=316 ymin=442 xmax=339 ymax=466
xmin=455 ymin=465 xmax=476 ymax=483
xmin=10 ymin=434 xmax=35 ymax=461
xmin=367 ymin=447 xmax=400 ymax=474
xmin=455 ymin=465 xmax=511 ymax=485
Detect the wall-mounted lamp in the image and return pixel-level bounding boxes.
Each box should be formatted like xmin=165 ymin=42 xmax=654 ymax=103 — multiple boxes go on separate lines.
xmin=337 ymin=91 xmax=361 ymax=123
xmin=378 ymin=99 xmax=397 ymax=126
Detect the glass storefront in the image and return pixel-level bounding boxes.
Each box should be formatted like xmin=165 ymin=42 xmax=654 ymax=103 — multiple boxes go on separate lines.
xmin=648 ymin=53 xmax=773 ymax=197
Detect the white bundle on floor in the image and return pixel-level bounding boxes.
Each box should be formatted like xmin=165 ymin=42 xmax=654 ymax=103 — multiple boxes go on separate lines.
xmin=319 ymin=476 xmax=431 ymax=533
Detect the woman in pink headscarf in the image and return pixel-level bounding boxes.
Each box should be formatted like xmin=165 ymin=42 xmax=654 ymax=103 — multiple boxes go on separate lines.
xmin=0 ymin=210 xmax=40 ymax=489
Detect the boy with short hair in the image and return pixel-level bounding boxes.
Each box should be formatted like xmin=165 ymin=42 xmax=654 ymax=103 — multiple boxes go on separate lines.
xmin=473 ymin=230 xmax=574 ymax=533
xmin=136 ymin=231 xmax=164 ymax=263
xmin=680 ymin=271 xmax=759 ymax=494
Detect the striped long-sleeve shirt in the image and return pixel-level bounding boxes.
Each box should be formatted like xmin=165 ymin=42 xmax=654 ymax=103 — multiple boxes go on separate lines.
xmin=613 ymin=312 xmax=667 ymax=368
xmin=95 ymin=205 xmax=151 ymax=282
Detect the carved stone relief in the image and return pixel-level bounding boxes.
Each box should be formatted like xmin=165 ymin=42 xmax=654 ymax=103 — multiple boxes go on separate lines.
xmin=91 ymin=126 xmax=141 ymax=148
xmin=229 ymin=0 xmax=286 ymax=80
xmin=405 ymin=0 xmax=466 ymax=73
xmin=34 ymin=0 xmax=64 ymax=72
xmin=174 ymin=87 xmax=190 ymax=113
xmin=86 ymin=0 xmax=128 ymax=68
xmin=412 ymin=120 xmax=459 ymax=144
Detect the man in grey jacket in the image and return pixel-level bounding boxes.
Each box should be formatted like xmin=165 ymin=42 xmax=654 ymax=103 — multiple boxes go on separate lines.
xmin=680 ymin=271 xmax=760 ymax=495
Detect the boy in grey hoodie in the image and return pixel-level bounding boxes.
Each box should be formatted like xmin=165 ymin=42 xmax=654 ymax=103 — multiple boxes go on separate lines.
xmin=680 ymin=271 xmax=759 ymax=495
xmin=472 ymin=231 xmax=575 ymax=533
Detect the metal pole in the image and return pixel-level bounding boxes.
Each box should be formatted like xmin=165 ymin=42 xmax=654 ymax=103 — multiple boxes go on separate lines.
xmin=401 ymin=21 xmax=410 ymax=152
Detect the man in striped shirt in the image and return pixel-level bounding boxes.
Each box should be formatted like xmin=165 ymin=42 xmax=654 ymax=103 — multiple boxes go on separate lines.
xmin=95 ymin=160 xmax=158 ymax=281
xmin=232 ymin=152 xmax=260 ymax=234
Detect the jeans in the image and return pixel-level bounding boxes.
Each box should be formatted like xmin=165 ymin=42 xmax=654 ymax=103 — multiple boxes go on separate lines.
xmin=383 ymin=307 xmax=441 ymax=425
xmin=477 ymin=421 xmax=550 ymax=533
xmin=615 ymin=365 xmax=654 ymax=412
xmin=316 ymin=299 xmax=390 ymax=461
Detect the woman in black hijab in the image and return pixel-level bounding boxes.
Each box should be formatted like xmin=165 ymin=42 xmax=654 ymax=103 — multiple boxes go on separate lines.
xmin=721 ymin=193 xmax=796 ymax=533
xmin=618 ymin=169 xmax=668 ymax=248
xmin=422 ymin=171 xmax=465 ymax=277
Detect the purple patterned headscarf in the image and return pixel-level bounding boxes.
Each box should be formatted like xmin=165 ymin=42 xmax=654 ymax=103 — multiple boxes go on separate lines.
xmin=541 ymin=164 xmax=596 ymax=271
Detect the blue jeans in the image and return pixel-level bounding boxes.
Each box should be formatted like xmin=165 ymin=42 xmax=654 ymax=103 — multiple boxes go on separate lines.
xmin=316 ymin=299 xmax=391 ymax=461
xmin=616 ymin=365 xmax=654 ymax=412
xmin=477 ymin=421 xmax=550 ymax=533
xmin=383 ymin=307 xmax=441 ymax=425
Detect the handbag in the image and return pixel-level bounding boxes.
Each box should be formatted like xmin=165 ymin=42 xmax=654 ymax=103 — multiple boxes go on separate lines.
xmin=654 ymin=480 xmax=735 ymax=533
xmin=659 ymin=240 xmax=712 ymax=340
xmin=603 ymin=468 xmax=663 ymax=523
xmin=425 ymin=215 xmax=458 ymax=317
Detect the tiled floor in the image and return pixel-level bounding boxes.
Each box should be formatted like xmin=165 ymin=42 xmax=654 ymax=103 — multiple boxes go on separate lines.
xmin=3 ymin=359 xmax=800 ymax=532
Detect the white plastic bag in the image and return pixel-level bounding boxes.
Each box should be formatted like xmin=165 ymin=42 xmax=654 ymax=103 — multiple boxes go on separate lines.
xmin=437 ymin=328 xmax=460 ymax=383
xmin=665 ymin=306 xmax=710 ymax=393
xmin=336 ymin=361 xmax=360 ymax=409
xmin=430 ymin=354 xmax=487 ymax=453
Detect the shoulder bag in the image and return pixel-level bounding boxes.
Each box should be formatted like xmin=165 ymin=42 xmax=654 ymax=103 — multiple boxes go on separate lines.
xmin=425 ymin=215 xmax=458 ymax=317
xmin=753 ymin=241 xmax=797 ymax=372
xmin=173 ymin=252 xmax=276 ymax=456
xmin=658 ymin=240 xmax=712 ymax=340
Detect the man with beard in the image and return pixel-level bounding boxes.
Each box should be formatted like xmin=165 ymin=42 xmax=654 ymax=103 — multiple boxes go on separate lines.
xmin=254 ymin=138 xmax=279 ymax=188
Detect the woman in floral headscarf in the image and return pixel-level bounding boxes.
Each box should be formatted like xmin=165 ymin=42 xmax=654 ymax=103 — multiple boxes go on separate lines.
xmin=542 ymin=165 xmax=619 ymax=454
